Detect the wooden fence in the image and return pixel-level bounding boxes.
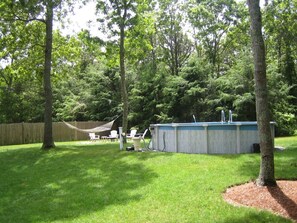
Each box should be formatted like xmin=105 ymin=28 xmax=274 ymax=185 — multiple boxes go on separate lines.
xmin=0 ymin=121 xmax=115 ymax=146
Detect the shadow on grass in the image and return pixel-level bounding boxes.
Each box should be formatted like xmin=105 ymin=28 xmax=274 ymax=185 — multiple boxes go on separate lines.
xmin=219 ymin=212 xmax=292 ymax=223
xmin=0 ymin=144 xmax=164 ymax=222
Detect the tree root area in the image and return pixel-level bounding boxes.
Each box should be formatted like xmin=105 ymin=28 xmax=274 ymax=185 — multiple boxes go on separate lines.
xmin=223 ymin=180 xmax=297 ymax=222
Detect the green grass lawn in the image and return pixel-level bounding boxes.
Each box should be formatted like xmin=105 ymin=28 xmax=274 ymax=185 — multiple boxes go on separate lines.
xmin=0 ymin=137 xmax=296 ymax=223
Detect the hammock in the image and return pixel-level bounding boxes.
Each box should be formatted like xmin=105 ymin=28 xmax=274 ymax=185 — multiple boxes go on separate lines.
xmin=63 ymin=120 xmax=115 ymax=133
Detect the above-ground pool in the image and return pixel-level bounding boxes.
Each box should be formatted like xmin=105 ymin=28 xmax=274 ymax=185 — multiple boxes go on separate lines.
xmin=150 ymin=122 xmax=275 ymax=154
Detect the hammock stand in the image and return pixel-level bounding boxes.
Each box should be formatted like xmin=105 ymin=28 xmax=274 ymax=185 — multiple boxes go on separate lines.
xmin=63 ymin=120 xmax=115 ymax=134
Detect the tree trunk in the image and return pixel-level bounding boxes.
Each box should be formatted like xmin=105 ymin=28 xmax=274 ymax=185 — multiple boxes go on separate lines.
xmin=247 ymin=0 xmax=276 ymax=186
xmin=119 ymin=25 xmax=129 ymax=134
xmin=42 ymin=2 xmax=55 ymax=150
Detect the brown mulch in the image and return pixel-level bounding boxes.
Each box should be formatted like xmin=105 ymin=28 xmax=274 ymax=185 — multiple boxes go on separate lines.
xmin=223 ymin=180 xmax=297 ymax=222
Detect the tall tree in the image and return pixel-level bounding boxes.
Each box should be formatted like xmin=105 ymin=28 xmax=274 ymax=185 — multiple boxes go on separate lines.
xmin=96 ymin=0 xmax=152 ymax=133
xmin=96 ymin=0 xmax=132 ymax=134
xmin=247 ymin=0 xmax=276 ymax=186
xmin=42 ymin=1 xmax=55 ymax=149
xmin=0 ymin=0 xmax=75 ymax=149
xmin=157 ymin=0 xmax=193 ymax=76
xmin=187 ymin=0 xmax=240 ymax=76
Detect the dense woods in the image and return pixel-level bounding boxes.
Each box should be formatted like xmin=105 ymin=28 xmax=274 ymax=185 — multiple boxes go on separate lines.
xmin=0 ymin=0 xmax=296 ymax=137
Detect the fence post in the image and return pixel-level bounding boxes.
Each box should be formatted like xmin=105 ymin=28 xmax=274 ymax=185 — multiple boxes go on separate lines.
xmin=74 ymin=121 xmax=78 ymax=141
xmin=22 ymin=122 xmax=25 ymax=144
xmin=119 ymin=127 xmax=123 ymax=150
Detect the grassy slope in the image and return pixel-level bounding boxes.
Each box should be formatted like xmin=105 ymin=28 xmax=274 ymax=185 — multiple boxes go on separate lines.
xmin=0 ymin=137 xmax=296 ymax=223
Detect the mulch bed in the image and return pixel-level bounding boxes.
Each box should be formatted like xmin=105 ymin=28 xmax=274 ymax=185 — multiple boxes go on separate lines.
xmin=223 ymin=180 xmax=297 ymax=222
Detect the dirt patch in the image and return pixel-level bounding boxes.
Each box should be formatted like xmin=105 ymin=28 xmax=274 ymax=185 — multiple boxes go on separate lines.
xmin=223 ymin=180 xmax=297 ymax=222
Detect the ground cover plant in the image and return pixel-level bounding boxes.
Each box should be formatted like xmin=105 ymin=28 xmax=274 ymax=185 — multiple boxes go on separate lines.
xmin=0 ymin=137 xmax=296 ymax=223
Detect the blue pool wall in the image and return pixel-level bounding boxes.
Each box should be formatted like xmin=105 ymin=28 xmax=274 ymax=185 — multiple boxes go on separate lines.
xmin=150 ymin=122 xmax=275 ymax=154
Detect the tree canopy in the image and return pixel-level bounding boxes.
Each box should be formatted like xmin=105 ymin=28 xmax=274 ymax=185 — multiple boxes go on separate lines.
xmin=0 ymin=0 xmax=296 ymax=136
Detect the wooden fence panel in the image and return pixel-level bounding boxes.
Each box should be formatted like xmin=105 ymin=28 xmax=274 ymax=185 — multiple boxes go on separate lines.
xmin=23 ymin=123 xmax=43 ymax=144
xmin=0 ymin=121 xmax=115 ymax=146
xmin=0 ymin=123 xmax=23 ymax=145
xmin=53 ymin=122 xmax=75 ymax=141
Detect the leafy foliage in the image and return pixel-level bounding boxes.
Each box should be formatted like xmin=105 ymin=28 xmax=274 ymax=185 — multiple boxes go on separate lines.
xmin=0 ymin=0 xmax=296 ymax=136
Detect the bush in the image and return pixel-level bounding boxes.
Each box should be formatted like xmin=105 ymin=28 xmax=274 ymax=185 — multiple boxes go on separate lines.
xmin=274 ymin=112 xmax=296 ymax=136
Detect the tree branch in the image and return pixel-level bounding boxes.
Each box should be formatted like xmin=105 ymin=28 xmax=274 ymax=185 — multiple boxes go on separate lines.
xmin=14 ymin=14 xmax=46 ymax=24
